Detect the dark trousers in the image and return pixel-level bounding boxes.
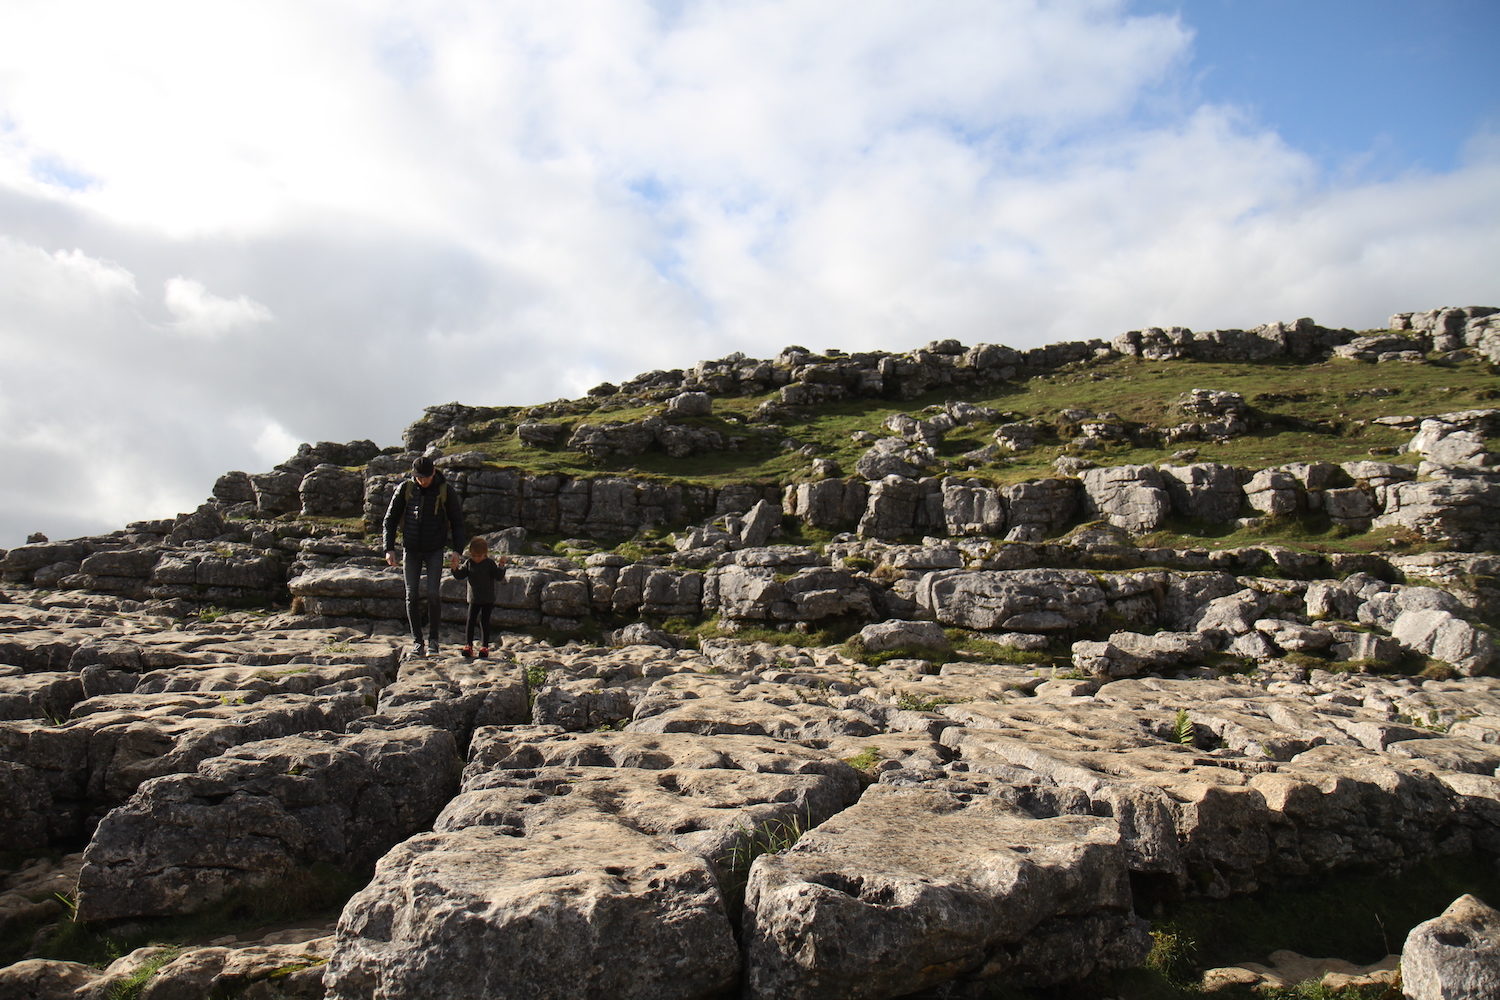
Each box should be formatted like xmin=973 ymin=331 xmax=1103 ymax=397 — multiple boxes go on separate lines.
xmin=466 ymin=603 xmax=494 ymax=647
xmin=403 ymin=548 xmax=445 ymax=644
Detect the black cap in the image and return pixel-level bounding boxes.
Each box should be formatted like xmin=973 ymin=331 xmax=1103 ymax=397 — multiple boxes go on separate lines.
xmin=412 ymin=456 xmax=436 ymax=477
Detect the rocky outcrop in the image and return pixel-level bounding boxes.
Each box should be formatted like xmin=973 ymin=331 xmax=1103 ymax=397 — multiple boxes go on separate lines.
xmin=6 ymin=304 xmax=1500 ymax=997
xmin=1402 ymin=894 xmax=1500 ymax=1000
xmin=75 ymin=725 xmax=461 ymax=921
xmin=744 ymin=780 xmax=1149 ymax=998
xmin=4 ymin=584 xmax=1500 ymax=995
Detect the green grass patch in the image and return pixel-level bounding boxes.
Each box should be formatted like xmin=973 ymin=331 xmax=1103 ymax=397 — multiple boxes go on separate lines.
xmin=428 ymin=351 xmax=1498 ymax=499
xmin=106 ymin=946 xmax=182 ymax=1000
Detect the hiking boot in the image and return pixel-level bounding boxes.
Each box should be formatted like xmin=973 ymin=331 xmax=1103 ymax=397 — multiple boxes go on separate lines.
xmin=405 ymin=642 xmax=426 ymax=660
xmin=461 ymin=645 xmax=474 ymax=658
xmin=478 ymin=646 xmax=490 ymax=659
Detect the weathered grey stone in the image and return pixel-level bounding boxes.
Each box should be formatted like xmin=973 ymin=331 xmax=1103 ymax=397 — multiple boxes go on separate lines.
xmin=1255 ymin=619 xmax=1334 ymax=654
xmin=1000 ymin=478 xmax=1080 ymax=540
xmin=1158 ymin=463 xmax=1244 ymax=523
xmin=1079 ymin=466 xmax=1170 ymax=533
xmin=85 ymin=932 xmax=334 ymax=1000
xmin=941 ymin=478 xmax=1006 ymax=536
xmin=1402 ymin=894 xmax=1500 ymax=1000
xmin=1244 ymin=469 xmax=1302 ymax=518
xmin=708 ymin=563 xmax=872 ymax=625
xmin=443 ymin=758 xmax=858 ymax=883
xmin=743 ymin=782 xmax=1147 ymax=998
xmin=75 ymin=726 xmax=460 ymax=921
xmin=0 ymin=690 xmax=373 ymax=843
xmin=857 ymin=475 xmax=934 ymax=539
xmin=325 ymin=822 xmax=739 ymax=1000
xmin=1373 ymin=471 xmax=1500 ymax=551
xmin=665 ymin=391 xmax=712 ymax=417
xmin=1392 ymin=608 xmax=1497 ymax=676
xmin=918 ymin=569 xmax=1105 ymax=632
xmin=785 ymin=479 xmax=867 ymax=531
xmin=1070 ymin=630 xmax=1217 ymax=678
xmin=0 ymin=958 xmax=99 ymax=998
xmin=0 ymin=672 xmax=84 ymax=722
xmin=630 ymin=678 xmax=883 ymax=741
xmin=738 ymin=499 xmax=781 ymax=549
xmin=300 ymin=464 xmax=366 ymax=517
xmin=855 ymin=437 xmax=935 ymax=481
xmin=854 ymin=620 xmax=951 ymax=655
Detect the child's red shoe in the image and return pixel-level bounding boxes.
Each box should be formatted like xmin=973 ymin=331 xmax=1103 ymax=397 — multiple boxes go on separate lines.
xmin=478 ymin=646 xmax=490 ymax=659
xmin=460 ymin=645 xmax=474 ymax=658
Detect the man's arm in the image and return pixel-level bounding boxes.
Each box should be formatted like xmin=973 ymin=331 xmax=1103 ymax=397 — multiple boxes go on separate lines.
xmin=382 ymin=481 xmax=406 ymax=563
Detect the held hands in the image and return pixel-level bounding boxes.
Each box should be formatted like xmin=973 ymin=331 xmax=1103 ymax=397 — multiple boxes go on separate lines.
xmin=385 ymin=551 xmax=397 ymax=568
xmin=498 ymin=555 xmax=509 ymax=567
xmin=449 ymin=553 xmax=461 ymax=570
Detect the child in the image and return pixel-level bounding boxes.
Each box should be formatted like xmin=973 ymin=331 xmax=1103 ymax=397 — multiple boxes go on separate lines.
xmin=450 ymin=536 xmax=507 ymax=659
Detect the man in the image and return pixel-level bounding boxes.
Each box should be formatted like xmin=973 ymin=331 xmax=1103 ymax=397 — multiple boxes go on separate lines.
xmin=383 ymin=456 xmax=465 ymax=657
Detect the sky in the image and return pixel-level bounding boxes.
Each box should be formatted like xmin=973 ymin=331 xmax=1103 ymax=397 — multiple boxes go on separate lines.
xmin=0 ymin=0 xmax=1496 ymax=548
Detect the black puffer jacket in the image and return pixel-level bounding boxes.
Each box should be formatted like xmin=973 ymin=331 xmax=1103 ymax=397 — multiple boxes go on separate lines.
xmin=382 ymin=471 xmax=465 ymax=554
xmin=453 ymin=556 xmax=506 ymax=604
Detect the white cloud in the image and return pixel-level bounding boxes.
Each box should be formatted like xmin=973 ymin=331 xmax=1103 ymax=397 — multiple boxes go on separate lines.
xmin=0 ymin=0 xmax=1495 ymax=546
xmin=163 ymin=277 xmax=272 ymax=337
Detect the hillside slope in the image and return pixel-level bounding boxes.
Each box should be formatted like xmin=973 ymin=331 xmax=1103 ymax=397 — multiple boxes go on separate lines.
xmin=1 ymin=303 xmax=1499 ymax=999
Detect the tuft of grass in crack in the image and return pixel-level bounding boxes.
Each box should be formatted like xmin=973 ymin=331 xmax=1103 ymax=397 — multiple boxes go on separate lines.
xmin=718 ymin=813 xmax=812 ymax=923
xmin=107 ymin=946 xmax=182 ymax=1000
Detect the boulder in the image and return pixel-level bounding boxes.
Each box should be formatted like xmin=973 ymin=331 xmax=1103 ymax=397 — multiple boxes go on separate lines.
xmin=1159 ymin=464 xmax=1244 ymax=524
xmin=1244 ymin=469 xmax=1302 ymax=518
xmin=300 ymin=464 xmax=366 ymax=517
xmin=1001 ymin=478 xmax=1080 ymax=541
xmin=855 ymin=438 xmax=935 ymax=481
xmin=857 ymin=476 xmax=936 ymax=540
xmin=75 ymin=726 xmax=460 ymax=921
xmin=1070 ymin=631 xmax=1216 ymax=679
xmin=326 ymin=823 xmax=739 ymax=1000
xmin=1079 ymin=466 xmax=1170 ymax=533
xmin=918 ymin=569 xmax=1105 ymax=633
xmin=743 ymin=781 xmax=1148 ymax=998
xmin=941 ymin=479 xmax=1006 ymax=536
xmin=854 ymin=620 xmax=951 ymax=656
xmin=785 ymin=479 xmax=867 ymax=531
xmin=1402 ymin=894 xmax=1500 ymax=1000
xmin=1373 ymin=471 xmax=1500 ymax=551
xmin=1391 ymin=608 xmax=1497 ymax=676
xmin=665 ymin=391 xmax=712 ymax=417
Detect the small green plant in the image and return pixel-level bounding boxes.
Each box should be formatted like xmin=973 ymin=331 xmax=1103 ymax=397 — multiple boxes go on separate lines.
xmin=525 ymin=664 xmax=548 ymax=689
xmin=726 ymin=814 xmax=808 ymax=877
xmin=1172 ymin=709 xmax=1196 ymax=746
xmin=894 ymin=693 xmax=966 ymax=713
xmin=108 ymin=946 xmax=182 ymax=1000
xmin=841 ymin=746 xmax=883 ymax=775
xmin=266 ymin=955 xmax=329 ymax=979
xmin=196 ymin=605 xmax=226 ymax=623
xmin=1259 ymin=980 xmax=1395 ymax=1000
xmin=323 ymin=640 xmax=355 ymax=654
xmin=52 ymin=891 xmax=78 ymax=919
xmin=1144 ymin=926 xmax=1199 ymax=987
